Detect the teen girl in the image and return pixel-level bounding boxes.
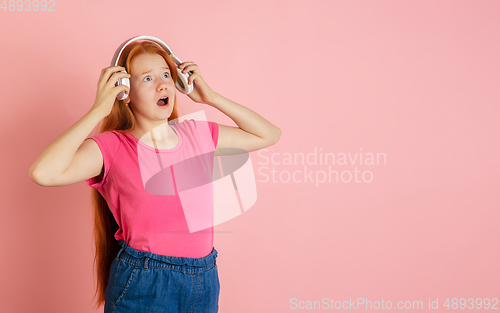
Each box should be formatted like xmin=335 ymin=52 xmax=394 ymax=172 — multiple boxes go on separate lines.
xmin=29 ymin=37 xmax=281 ymax=312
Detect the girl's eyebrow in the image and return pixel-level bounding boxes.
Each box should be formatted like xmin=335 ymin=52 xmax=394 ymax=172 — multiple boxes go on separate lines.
xmin=140 ymin=66 xmax=170 ymax=76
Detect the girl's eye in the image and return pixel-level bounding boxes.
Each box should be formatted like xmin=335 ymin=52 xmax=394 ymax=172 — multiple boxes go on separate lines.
xmin=143 ymin=73 xmax=169 ymax=82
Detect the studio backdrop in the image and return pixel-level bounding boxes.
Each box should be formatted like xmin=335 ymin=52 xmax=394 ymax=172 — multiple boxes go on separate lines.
xmin=1 ymin=0 xmax=499 ymax=312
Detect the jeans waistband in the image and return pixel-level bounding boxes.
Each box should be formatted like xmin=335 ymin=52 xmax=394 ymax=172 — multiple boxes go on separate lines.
xmin=116 ymin=239 xmax=218 ymax=270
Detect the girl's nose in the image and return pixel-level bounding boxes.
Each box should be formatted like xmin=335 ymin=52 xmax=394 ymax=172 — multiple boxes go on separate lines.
xmin=158 ymin=81 xmax=168 ymax=91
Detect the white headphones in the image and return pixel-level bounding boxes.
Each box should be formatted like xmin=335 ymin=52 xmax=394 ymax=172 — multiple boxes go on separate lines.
xmin=111 ymin=35 xmax=194 ymax=100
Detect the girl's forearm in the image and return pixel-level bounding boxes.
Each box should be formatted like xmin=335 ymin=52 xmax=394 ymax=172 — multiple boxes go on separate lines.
xmin=29 ymin=109 xmax=106 ymax=184
xmin=208 ymin=92 xmax=281 ymax=141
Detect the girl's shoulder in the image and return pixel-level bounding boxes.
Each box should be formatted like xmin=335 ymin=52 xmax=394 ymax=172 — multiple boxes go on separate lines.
xmin=88 ymin=130 xmax=124 ymax=142
xmin=87 ymin=130 xmax=124 ymax=156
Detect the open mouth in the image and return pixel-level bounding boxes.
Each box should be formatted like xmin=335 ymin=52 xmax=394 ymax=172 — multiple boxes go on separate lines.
xmin=157 ymin=96 xmax=169 ymax=106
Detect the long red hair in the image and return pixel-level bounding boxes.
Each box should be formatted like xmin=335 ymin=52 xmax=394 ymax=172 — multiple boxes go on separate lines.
xmin=90 ymin=40 xmax=180 ymax=309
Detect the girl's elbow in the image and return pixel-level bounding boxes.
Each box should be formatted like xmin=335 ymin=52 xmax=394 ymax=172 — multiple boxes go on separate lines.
xmin=272 ymin=129 xmax=282 ymax=144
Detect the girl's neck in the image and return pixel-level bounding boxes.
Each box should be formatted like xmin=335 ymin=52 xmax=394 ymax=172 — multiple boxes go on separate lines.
xmin=131 ymin=123 xmax=178 ymax=149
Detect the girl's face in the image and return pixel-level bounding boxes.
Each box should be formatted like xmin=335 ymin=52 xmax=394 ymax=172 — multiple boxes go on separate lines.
xmin=126 ymin=53 xmax=176 ymax=123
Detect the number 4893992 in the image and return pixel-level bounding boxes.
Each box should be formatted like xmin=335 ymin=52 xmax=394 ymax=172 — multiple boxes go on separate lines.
xmin=1 ymin=0 xmax=55 ymax=11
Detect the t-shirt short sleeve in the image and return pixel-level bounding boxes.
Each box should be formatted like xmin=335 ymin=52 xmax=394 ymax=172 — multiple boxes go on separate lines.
xmin=85 ymin=131 xmax=121 ymax=190
xmin=207 ymin=121 xmax=219 ymax=149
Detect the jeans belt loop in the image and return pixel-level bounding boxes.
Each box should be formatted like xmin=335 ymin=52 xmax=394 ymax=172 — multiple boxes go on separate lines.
xmin=116 ymin=247 xmax=125 ymax=260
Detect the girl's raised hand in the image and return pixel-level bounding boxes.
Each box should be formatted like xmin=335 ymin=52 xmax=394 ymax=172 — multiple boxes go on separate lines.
xmin=179 ymin=62 xmax=217 ymax=105
xmin=91 ymin=66 xmax=131 ymax=116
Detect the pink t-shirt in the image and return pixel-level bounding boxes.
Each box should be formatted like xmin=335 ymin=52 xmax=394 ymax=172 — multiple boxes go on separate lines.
xmin=85 ymin=119 xmax=219 ymax=258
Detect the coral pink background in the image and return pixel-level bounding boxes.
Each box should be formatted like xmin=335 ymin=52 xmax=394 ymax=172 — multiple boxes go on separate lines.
xmin=1 ymin=0 xmax=499 ymax=312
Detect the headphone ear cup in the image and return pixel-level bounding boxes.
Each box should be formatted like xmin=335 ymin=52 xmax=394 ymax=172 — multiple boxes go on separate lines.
xmin=116 ymin=74 xmax=130 ymax=100
xmin=175 ymin=68 xmax=194 ymax=94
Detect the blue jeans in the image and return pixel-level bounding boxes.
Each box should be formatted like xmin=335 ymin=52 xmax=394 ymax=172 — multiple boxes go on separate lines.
xmin=104 ymin=239 xmax=220 ymax=313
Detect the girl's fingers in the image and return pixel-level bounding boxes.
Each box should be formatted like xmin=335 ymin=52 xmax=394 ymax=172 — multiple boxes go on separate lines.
xmin=99 ymin=66 xmax=126 ymax=87
xmin=179 ymin=62 xmax=195 ymax=69
xmin=188 ymin=73 xmax=200 ymax=85
xmin=179 ymin=62 xmax=201 ymax=84
xmin=107 ymin=71 xmax=130 ymax=88
xmin=179 ymin=62 xmax=198 ymax=74
xmin=105 ymin=66 xmax=126 ymax=79
xmin=184 ymin=66 xmax=197 ymax=75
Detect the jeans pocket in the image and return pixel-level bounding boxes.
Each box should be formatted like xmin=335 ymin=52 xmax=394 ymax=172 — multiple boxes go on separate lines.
xmin=112 ymin=261 xmax=139 ymax=311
